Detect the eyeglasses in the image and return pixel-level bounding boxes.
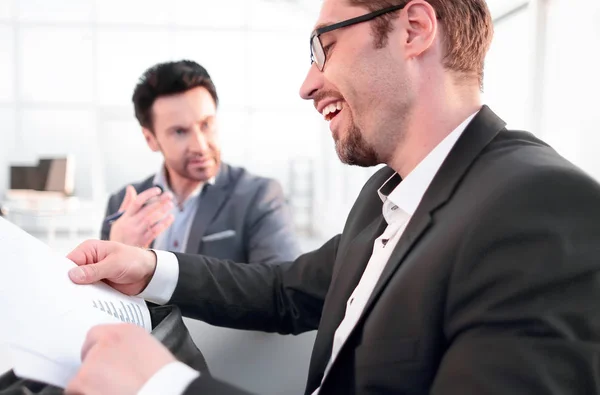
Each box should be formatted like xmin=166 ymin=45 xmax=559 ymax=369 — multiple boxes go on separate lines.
xmin=310 ymin=4 xmax=406 ymax=71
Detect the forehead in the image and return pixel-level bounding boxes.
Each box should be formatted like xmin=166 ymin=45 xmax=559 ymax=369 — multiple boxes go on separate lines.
xmin=314 ymin=0 xmax=367 ymax=30
xmin=152 ymin=86 xmax=216 ymax=127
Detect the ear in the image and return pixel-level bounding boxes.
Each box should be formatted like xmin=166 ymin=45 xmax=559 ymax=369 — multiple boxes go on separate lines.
xmin=142 ymin=128 xmax=160 ymax=152
xmin=402 ymin=0 xmax=438 ymax=59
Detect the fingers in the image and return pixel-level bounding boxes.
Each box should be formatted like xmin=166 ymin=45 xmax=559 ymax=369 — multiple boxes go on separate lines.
xmin=68 ymin=254 xmax=125 ymax=285
xmin=118 ymin=185 xmax=137 ymax=212
xmin=136 ymin=195 xmax=174 ymax=226
xmin=80 ymin=324 xmax=143 ymax=361
xmin=124 ymin=187 xmax=164 ymax=217
xmin=67 ymin=239 xmax=105 ymax=266
xmin=64 ymin=378 xmax=85 ymax=395
xmin=80 ymin=325 xmax=107 ymax=362
xmin=141 ymin=214 xmax=175 ymax=246
xmin=109 ymin=188 xmax=174 ymax=247
xmin=66 ymin=325 xmax=111 ymax=395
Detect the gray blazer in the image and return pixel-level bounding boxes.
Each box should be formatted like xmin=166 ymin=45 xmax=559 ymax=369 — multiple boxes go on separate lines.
xmin=101 ymin=163 xmax=301 ymax=263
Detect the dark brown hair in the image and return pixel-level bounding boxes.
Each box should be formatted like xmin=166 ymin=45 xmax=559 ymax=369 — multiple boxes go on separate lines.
xmin=132 ymin=60 xmax=219 ymax=131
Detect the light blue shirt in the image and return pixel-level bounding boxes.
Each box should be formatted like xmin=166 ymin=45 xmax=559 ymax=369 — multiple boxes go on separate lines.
xmin=151 ymin=165 xmax=214 ymax=253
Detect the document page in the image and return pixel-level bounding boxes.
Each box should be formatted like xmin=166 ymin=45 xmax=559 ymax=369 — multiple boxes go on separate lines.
xmin=0 ymin=217 xmax=152 ymax=388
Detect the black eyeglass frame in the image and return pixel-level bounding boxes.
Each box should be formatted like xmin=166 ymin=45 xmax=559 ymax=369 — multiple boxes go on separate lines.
xmin=309 ymin=4 xmax=406 ymax=71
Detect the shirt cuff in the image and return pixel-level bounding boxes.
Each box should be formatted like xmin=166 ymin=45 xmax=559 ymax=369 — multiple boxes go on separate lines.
xmin=137 ymin=361 xmax=199 ymax=395
xmin=137 ymin=250 xmax=179 ymax=305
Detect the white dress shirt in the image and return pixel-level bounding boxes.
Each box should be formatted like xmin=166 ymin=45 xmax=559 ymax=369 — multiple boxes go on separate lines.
xmin=137 ymin=251 xmax=200 ymax=394
xmin=137 ymin=111 xmax=479 ymax=395
xmin=311 ymin=110 xmax=477 ymax=394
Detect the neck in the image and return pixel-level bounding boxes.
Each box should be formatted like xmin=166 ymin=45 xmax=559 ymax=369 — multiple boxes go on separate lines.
xmin=388 ymin=77 xmax=482 ymax=178
xmin=164 ymin=167 xmax=202 ymax=205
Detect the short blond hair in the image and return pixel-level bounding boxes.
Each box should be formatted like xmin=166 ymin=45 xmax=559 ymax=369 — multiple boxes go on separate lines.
xmin=349 ymin=0 xmax=494 ymax=86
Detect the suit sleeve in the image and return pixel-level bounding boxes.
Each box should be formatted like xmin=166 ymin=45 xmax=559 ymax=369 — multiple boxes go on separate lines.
xmin=100 ymin=193 xmax=122 ymax=241
xmin=244 ymin=178 xmax=302 ymax=263
xmin=183 ymin=376 xmax=255 ymax=395
xmin=431 ymin=167 xmax=600 ymax=394
xmin=171 ymin=234 xmax=341 ymax=335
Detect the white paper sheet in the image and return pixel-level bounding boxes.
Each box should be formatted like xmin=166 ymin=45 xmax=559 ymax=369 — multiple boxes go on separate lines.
xmin=0 ymin=217 xmax=152 ymax=388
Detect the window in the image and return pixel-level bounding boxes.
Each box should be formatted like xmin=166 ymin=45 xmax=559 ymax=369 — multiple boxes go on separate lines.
xmin=0 ymin=26 xmax=14 ymax=102
xmin=20 ymin=27 xmax=94 ymax=103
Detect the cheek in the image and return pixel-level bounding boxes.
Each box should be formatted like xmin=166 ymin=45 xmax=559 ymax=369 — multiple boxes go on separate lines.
xmin=208 ymin=139 xmax=221 ymax=157
xmin=340 ymin=62 xmax=373 ymax=107
xmin=163 ymin=139 xmax=188 ymax=158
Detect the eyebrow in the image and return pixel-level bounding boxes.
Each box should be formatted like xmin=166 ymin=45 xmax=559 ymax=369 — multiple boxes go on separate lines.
xmin=313 ymin=21 xmax=336 ymax=32
xmin=198 ymin=115 xmax=216 ymax=123
xmin=167 ymin=124 xmax=188 ymax=132
xmin=167 ymin=115 xmax=215 ymax=130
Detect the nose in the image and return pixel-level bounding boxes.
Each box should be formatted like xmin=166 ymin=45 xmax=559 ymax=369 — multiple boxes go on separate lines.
xmin=299 ymin=63 xmax=324 ymax=101
xmin=190 ymin=128 xmax=210 ymax=153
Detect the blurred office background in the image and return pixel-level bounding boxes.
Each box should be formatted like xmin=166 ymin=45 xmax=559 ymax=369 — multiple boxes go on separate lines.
xmin=0 ymin=0 xmax=598 ymax=393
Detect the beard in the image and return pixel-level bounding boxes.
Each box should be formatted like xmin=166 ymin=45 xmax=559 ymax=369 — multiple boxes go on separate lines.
xmin=334 ymin=114 xmax=380 ymax=167
xmin=163 ymin=153 xmax=220 ymax=184
xmin=334 ymin=85 xmax=413 ymax=168
xmin=177 ymin=158 xmax=218 ymax=182
xmin=156 ymin=139 xmax=221 ymax=183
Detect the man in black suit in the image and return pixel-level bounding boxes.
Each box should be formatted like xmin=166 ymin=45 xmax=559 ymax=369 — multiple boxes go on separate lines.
xmin=65 ymin=0 xmax=600 ymax=394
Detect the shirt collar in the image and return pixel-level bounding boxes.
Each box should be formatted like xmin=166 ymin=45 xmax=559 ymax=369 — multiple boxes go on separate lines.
xmin=153 ymin=163 xmax=215 ymax=207
xmin=378 ymin=110 xmax=479 ymax=217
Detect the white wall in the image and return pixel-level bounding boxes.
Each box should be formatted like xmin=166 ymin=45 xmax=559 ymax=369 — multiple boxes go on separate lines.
xmin=483 ymin=0 xmax=600 ymax=182
xmin=0 ymin=0 xmax=324 ymax=219
xmin=482 ymin=4 xmax=532 ymax=130
xmin=538 ymin=0 xmax=600 ymax=179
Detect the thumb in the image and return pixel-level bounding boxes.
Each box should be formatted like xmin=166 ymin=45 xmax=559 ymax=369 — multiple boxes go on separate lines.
xmin=118 ymin=185 xmax=137 ymax=212
xmin=68 ymin=257 xmax=122 ymax=285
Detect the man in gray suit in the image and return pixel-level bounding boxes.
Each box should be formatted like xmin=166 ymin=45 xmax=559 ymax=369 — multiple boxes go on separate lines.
xmin=101 ymin=60 xmax=301 ymax=263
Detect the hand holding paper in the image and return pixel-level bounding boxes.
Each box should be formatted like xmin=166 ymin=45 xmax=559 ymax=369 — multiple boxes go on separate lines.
xmin=67 ymin=238 xmax=158 ymax=296
xmin=65 ymin=323 xmax=177 ymax=395
xmin=0 ymin=217 xmax=152 ymax=388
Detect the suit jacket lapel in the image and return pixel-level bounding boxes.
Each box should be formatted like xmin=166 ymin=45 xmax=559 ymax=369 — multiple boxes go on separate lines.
xmin=315 ymin=106 xmax=507 ymax=388
xmin=307 ymin=215 xmax=388 ymax=392
xmin=185 ymin=164 xmax=232 ymax=254
xmin=358 ymin=105 xmax=507 ymax=328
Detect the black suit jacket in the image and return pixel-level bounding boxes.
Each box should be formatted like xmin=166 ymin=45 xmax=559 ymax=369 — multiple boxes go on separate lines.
xmin=170 ymin=107 xmax=600 ymax=394
xmin=101 ymin=163 xmax=301 ymax=263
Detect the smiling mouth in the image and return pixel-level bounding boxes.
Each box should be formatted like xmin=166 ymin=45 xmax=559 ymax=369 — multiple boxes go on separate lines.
xmin=322 ymin=101 xmax=344 ymax=121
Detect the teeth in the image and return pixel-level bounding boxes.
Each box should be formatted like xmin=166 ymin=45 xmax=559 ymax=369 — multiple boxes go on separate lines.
xmin=322 ymin=101 xmax=344 ymax=119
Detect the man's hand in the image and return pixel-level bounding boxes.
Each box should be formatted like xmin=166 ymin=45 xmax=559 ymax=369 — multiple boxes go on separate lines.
xmin=109 ymin=185 xmax=175 ymax=248
xmin=65 ymin=324 xmax=176 ymax=395
xmin=67 ymin=239 xmax=157 ymax=295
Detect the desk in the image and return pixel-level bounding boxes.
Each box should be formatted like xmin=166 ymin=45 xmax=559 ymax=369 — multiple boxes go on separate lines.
xmin=1 ymin=190 xmax=81 ymax=244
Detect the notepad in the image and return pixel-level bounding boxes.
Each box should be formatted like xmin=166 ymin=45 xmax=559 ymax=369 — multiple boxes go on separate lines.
xmin=0 ymin=217 xmax=152 ymax=388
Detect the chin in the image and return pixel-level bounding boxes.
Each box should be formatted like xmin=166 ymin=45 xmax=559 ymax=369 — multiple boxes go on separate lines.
xmin=335 ymin=139 xmax=379 ymax=168
xmin=190 ymin=167 xmax=217 ymax=182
